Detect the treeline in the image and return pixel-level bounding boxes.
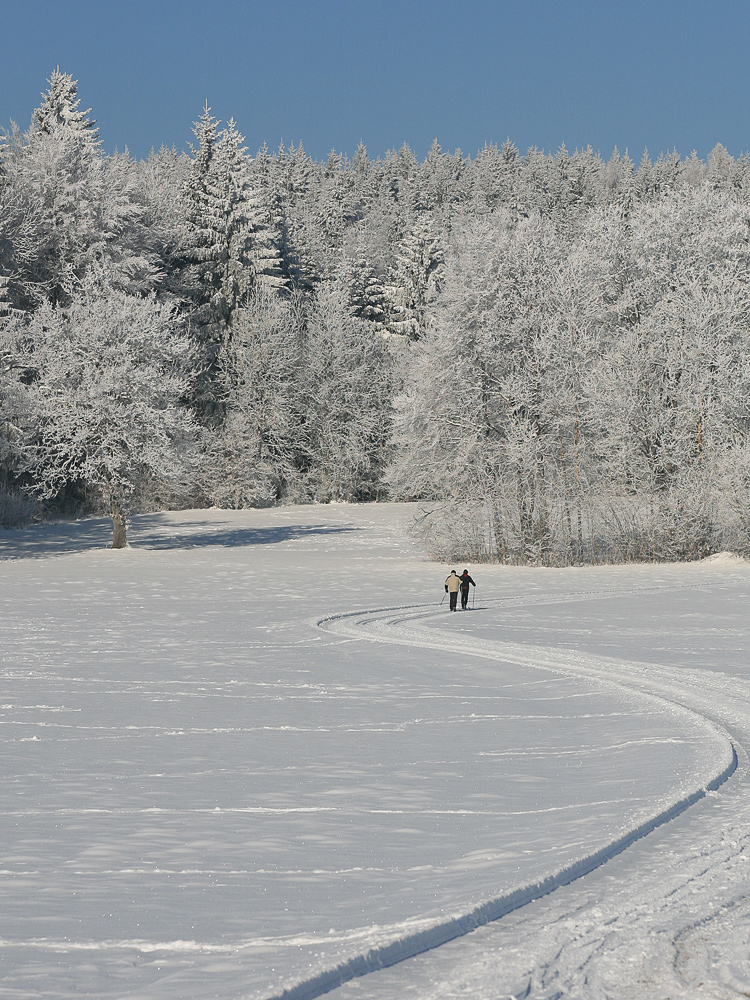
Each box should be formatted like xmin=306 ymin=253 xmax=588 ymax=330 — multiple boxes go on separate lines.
xmin=2 ymin=69 xmax=750 ymax=561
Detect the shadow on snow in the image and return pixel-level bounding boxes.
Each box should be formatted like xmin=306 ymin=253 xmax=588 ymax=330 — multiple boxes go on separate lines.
xmin=0 ymin=513 xmax=358 ymax=560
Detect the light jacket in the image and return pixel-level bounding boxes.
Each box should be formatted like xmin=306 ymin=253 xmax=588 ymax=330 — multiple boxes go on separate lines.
xmin=445 ymin=573 xmax=461 ymax=593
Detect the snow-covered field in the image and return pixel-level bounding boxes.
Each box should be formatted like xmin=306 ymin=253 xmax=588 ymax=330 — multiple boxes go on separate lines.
xmin=1 ymin=503 xmax=749 ymax=999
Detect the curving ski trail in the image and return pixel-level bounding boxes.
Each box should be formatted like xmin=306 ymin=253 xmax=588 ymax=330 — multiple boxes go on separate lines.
xmin=262 ymin=587 xmax=741 ymax=1000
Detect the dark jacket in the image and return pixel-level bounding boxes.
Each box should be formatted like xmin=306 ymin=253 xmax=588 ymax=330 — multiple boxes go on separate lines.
xmin=459 ymin=572 xmax=476 ymax=590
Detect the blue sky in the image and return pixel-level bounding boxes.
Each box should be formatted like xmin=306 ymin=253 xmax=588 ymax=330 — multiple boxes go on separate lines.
xmin=3 ymin=0 xmax=749 ymax=163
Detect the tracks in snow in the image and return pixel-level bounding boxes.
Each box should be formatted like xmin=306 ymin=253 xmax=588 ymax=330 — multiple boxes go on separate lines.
xmin=266 ymin=585 xmax=742 ymax=1000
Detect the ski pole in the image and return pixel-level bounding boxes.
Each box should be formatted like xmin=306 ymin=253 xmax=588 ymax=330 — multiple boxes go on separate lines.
xmin=440 ymin=592 xmax=446 ymax=606
xmin=472 ymin=587 xmax=476 ymax=609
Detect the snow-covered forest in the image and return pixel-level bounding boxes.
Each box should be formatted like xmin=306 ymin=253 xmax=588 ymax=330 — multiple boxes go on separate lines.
xmin=3 ymin=69 xmax=750 ymax=563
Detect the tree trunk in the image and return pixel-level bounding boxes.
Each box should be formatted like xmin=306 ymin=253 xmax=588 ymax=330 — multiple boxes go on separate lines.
xmin=518 ymin=470 xmax=535 ymax=559
xmin=574 ymin=406 xmax=584 ymax=564
xmin=559 ymin=434 xmax=573 ymax=563
xmin=112 ymin=501 xmax=127 ymax=549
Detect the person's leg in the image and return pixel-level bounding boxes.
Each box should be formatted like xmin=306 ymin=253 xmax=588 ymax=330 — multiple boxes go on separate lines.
xmin=461 ymin=588 xmax=468 ymax=608
xmin=449 ymin=591 xmax=457 ymax=611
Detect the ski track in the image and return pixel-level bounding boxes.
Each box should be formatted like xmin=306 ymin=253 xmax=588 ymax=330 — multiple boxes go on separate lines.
xmin=257 ymin=583 xmax=746 ymax=1000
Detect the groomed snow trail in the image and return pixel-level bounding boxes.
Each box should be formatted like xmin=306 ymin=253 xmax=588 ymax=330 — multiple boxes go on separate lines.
xmin=322 ymin=587 xmax=750 ymax=1000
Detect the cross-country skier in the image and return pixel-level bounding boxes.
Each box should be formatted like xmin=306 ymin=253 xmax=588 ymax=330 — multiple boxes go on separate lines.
xmin=445 ymin=570 xmax=461 ymax=611
xmin=459 ymin=569 xmax=476 ymax=609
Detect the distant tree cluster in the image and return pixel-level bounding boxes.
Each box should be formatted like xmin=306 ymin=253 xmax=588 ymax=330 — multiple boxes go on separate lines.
xmin=2 ymin=69 xmax=750 ymax=560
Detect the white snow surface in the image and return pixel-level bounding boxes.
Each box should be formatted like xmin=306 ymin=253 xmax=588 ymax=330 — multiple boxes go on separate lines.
xmin=1 ymin=503 xmax=749 ymax=999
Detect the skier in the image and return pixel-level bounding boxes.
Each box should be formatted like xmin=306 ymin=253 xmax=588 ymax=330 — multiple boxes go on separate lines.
xmin=444 ymin=570 xmax=461 ymax=611
xmin=459 ymin=569 xmax=476 ymax=609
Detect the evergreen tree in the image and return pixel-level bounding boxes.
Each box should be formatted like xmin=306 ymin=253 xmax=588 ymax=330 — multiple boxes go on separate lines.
xmin=603 ymin=147 xmax=635 ymax=214
xmin=208 ymin=117 xmax=251 ymax=310
xmin=182 ymin=106 xmax=286 ymax=417
xmin=417 ymin=139 xmax=466 ymax=211
xmin=0 ymin=139 xmax=37 ymax=319
xmin=245 ymin=140 xmax=288 ymax=291
xmin=32 ymin=68 xmax=98 ymax=142
xmin=707 ymin=143 xmax=734 ymax=190
xmin=254 ymin=152 xmax=303 ymax=291
xmin=272 ymin=142 xmax=322 ymax=286
xmin=634 ymin=149 xmax=655 ymax=201
xmin=1 ymin=71 xmax=150 ymax=310
xmin=386 ymin=216 xmax=445 ymax=339
xmin=182 ymin=103 xmax=225 ymax=327
xmin=342 ymin=222 xmax=390 ymax=330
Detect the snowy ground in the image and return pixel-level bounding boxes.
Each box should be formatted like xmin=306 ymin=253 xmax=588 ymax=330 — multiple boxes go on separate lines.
xmin=1 ymin=503 xmax=749 ymax=999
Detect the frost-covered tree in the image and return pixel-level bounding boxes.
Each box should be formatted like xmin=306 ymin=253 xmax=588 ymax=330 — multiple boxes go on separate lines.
xmin=296 ymin=284 xmax=395 ymax=501
xmin=97 ymin=150 xmax=164 ymax=294
xmin=186 ymin=111 xmax=292 ymax=427
xmin=136 ymin=144 xmax=192 ymax=300
xmin=342 ymin=222 xmax=390 ymax=329
xmin=268 ymin=142 xmax=321 ymax=287
xmin=0 ymin=70 xmax=157 ymax=311
xmin=390 ymin=211 xmax=599 ymax=564
xmin=205 ymin=291 xmax=303 ymax=506
xmin=0 ymin=337 xmax=34 ymax=525
xmin=5 ymin=276 xmax=197 ymax=546
xmin=470 ymin=139 xmax=521 ymax=214
xmin=592 ymin=187 xmax=750 ymax=558
xmin=386 ymin=216 xmax=445 ymax=339
xmin=181 ymin=103 xmax=226 ymax=332
xmin=182 ymin=107 xmax=250 ymax=418
xmin=213 ymin=118 xmax=258 ymax=310
xmin=32 ymin=68 xmax=98 ymax=139
xmin=249 ymin=144 xmax=301 ymax=292
xmin=0 ymin=156 xmax=37 ymax=319
xmin=317 ymin=151 xmax=363 ymax=272
xmin=182 ymin=108 xmax=283 ymax=351
xmin=416 ymin=139 xmax=466 ymax=212
xmin=602 ymin=147 xmax=636 ymax=212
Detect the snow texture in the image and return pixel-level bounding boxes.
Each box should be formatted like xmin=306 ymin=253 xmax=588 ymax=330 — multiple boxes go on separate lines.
xmin=1 ymin=503 xmax=749 ymax=999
